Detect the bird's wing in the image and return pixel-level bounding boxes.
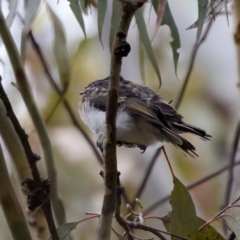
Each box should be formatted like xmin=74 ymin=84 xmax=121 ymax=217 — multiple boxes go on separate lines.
xmin=151 ymin=101 xmax=183 ymax=122
xmin=124 ymin=97 xmax=183 ymax=127
xmin=87 ymin=88 xmax=182 ymax=127
xmin=124 ymin=98 xmax=161 ymax=122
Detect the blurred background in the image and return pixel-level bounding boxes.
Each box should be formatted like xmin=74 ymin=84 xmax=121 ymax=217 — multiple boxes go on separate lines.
xmin=0 ymin=0 xmax=239 ymax=239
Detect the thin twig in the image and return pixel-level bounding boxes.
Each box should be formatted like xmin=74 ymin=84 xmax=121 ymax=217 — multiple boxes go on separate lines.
xmin=222 ymin=121 xmax=240 ymax=209
xmin=175 ymin=16 xmax=215 ymax=109
xmin=0 ymin=77 xmax=59 ymax=240
xmin=115 ymin=174 xmax=134 ymax=240
xmin=28 ymin=31 xmax=103 ymax=166
xmin=131 ymin=147 xmax=162 ymax=207
xmin=162 ymin=147 xmax=175 ymax=178
xmin=127 ymin=222 xmax=171 ymax=240
xmin=199 ymin=196 xmax=240 ymax=231
xmin=143 ymin=160 xmax=240 ymax=215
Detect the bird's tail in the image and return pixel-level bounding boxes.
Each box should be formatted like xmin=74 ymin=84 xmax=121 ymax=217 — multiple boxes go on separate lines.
xmin=171 ymin=122 xmax=212 ymax=140
xmin=161 ymin=123 xmax=211 ymax=157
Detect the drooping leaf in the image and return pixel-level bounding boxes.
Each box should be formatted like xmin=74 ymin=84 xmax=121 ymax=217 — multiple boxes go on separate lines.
xmin=187 ymin=0 xmax=232 ymax=30
xmin=168 ymin=176 xmax=199 ymax=238
xmin=151 ymin=0 xmax=167 ymax=40
xmin=190 ymin=218 xmax=225 ymax=240
xmin=48 ymin=222 xmax=78 ymax=240
xmin=67 ymin=0 xmax=86 ymax=38
xmin=163 ymin=176 xmax=224 ymax=240
xmin=221 ymin=214 xmax=240 ymax=240
xmin=196 ymin=0 xmax=208 ymax=43
xmin=224 ymin=0 xmax=229 ymax=26
xmin=6 ymin=0 xmax=18 ymax=28
xmin=47 ymin=4 xmax=70 ymax=93
xmin=79 ymin=0 xmax=88 ymax=15
xmin=138 ymin=35 xmax=145 ymax=84
xmin=135 ymin=8 xmax=161 ymax=87
xmin=21 ymin=0 xmax=41 ymax=58
xmin=109 ymin=0 xmax=122 ymax=50
xmin=98 ymin=0 xmax=107 ymax=46
xmin=162 ymin=4 xmax=180 ymax=79
xmin=152 ymin=0 xmax=180 ymax=78
xmin=218 ymin=206 xmax=240 ymax=239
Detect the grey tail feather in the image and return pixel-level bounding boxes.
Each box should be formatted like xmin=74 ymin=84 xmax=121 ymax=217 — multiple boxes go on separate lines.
xmin=172 ymin=122 xmax=212 ymax=141
xmin=162 ymin=127 xmax=199 ymax=157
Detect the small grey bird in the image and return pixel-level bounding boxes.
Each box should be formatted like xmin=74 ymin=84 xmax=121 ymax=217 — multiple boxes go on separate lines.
xmin=79 ymin=76 xmax=211 ymax=157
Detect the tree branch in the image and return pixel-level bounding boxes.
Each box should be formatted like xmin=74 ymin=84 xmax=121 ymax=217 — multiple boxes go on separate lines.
xmin=175 ymin=15 xmax=215 ymax=109
xmin=222 ymin=122 xmax=240 ymax=209
xmin=127 ymin=222 xmax=167 ymax=240
xmin=0 ymin=9 xmax=65 ymax=226
xmin=0 ymin=77 xmax=59 ymax=240
xmin=0 ymin=143 xmax=32 ymax=240
xmin=115 ymin=174 xmax=134 ymax=240
xmin=95 ymin=1 xmax=146 ymax=239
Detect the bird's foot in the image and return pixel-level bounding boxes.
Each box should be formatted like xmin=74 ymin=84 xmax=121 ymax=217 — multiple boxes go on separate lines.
xmin=117 ymin=141 xmax=135 ymax=149
xmin=137 ymin=144 xmax=147 ymax=153
xmin=116 ymin=141 xmax=147 ymax=153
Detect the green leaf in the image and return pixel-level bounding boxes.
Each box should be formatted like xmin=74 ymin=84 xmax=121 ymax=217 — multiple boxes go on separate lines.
xmin=152 ymin=0 xmax=167 ymax=40
xmin=190 ymin=218 xmax=225 ymax=240
xmin=79 ymin=0 xmax=88 ymax=15
xmin=196 ymin=0 xmax=208 ymax=43
xmin=67 ymin=0 xmax=86 ymax=38
xmin=187 ymin=0 xmax=232 ymax=30
xmin=165 ymin=177 xmax=224 ymax=240
xmin=98 ymin=0 xmax=107 ymax=46
xmin=162 ymin=3 xmax=180 ymax=79
xmin=6 ymin=0 xmax=18 ymax=28
xmin=47 ymin=4 xmax=70 ymax=93
xmin=224 ymin=0 xmax=229 ymax=27
xmin=135 ymin=8 xmax=161 ymax=87
xmin=138 ymin=35 xmax=145 ymax=84
xmin=109 ymin=0 xmax=122 ymax=50
xmin=169 ymin=176 xmax=198 ymax=239
xmin=21 ymin=0 xmax=41 ymax=58
xmin=152 ymin=0 xmax=180 ymax=78
xmin=221 ymin=215 xmax=240 ymax=240
xmin=48 ymin=222 xmax=78 ymax=240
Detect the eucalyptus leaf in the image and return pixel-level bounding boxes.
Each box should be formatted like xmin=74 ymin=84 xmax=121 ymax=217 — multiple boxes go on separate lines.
xmin=162 ymin=3 xmax=180 ymax=79
xmin=187 ymin=0 xmax=232 ymax=30
xmin=152 ymin=0 xmax=180 ymax=78
xmin=21 ymin=0 xmax=41 ymax=58
xmin=135 ymin=8 xmax=161 ymax=87
xmin=48 ymin=222 xmax=78 ymax=240
xmin=152 ymin=0 xmax=167 ymax=40
xmin=196 ymin=0 xmax=208 ymax=43
xmin=47 ymin=4 xmax=70 ymax=93
xmin=163 ymin=177 xmax=224 ymax=240
xmin=221 ymin=215 xmax=240 ymax=240
xmin=6 ymin=0 xmax=19 ymax=28
xmin=67 ymin=0 xmax=86 ymax=38
xmin=98 ymin=0 xmax=107 ymax=46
